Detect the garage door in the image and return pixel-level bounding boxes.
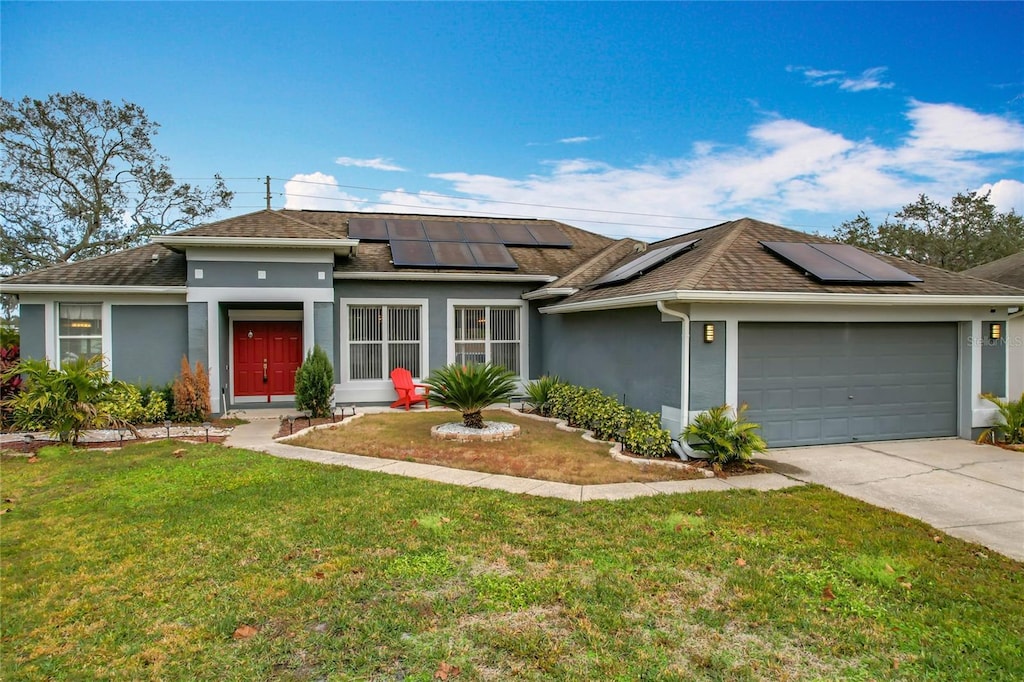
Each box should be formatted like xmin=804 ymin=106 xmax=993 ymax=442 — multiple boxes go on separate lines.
xmin=738 ymin=322 xmax=958 ymax=447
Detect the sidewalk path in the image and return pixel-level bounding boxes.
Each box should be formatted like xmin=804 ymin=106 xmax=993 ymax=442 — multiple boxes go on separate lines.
xmin=225 ymin=414 xmax=802 ymax=502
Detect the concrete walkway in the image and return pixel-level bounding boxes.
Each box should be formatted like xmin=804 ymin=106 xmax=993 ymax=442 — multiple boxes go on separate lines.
xmin=224 ymin=412 xmax=801 ymax=502
xmin=759 ymin=439 xmax=1024 ymax=561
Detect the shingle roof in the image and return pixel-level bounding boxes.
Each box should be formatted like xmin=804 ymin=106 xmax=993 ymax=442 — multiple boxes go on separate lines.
xmin=1 ymin=209 xmax=615 ymax=287
xmin=1 ymin=243 xmax=186 ymax=287
xmin=556 ymin=217 xmax=1024 ymax=305
xmin=963 ymin=251 xmax=1024 ymax=289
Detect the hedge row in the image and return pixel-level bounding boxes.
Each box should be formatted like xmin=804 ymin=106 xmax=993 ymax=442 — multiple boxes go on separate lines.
xmin=544 ymin=383 xmax=672 ymax=458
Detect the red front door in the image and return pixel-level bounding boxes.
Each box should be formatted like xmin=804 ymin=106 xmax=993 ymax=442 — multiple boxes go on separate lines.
xmin=233 ymin=321 xmax=303 ymax=401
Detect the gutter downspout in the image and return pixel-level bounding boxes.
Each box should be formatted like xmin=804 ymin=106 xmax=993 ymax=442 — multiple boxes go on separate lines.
xmin=657 ymin=301 xmax=701 ymax=459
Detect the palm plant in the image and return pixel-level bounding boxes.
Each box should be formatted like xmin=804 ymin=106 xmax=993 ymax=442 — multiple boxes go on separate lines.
xmin=523 ymin=374 xmax=562 ymax=415
xmin=681 ymin=403 xmax=767 ymax=466
xmin=2 ymin=355 xmax=136 ymax=445
xmin=424 ymin=362 xmax=518 ymax=428
xmin=979 ymin=393 xmax=1024 ymax=445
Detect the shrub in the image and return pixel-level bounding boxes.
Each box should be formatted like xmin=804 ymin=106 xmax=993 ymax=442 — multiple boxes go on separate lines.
xmin=682 ymin=403 xmax=768 ymax=466
xmin=424 ymin=362 xmax=518 ymax=429
xmin=620 ymin=408 xmax=673 ymax=458
xmin=523 ymin=375 xmax=562 ymax=416
xmin=172 ymin=356 xmax=211 ymax=422
xmin=979 ymin=392 xmax=1024 ymax=445
xmin=139 ymin=385 xmax=170 ymax=423
xmin=99 ymin=383 xmax=169 ymax=424
xmin=1 ymin=344 xmax=22 ymax=427
xmin=547 ymin=383 xmax=586 ymax=424
xmin=295 ymin=345 xmax=335 ymax=418
xmin=1 ymin=355 xmax=136 ymax=444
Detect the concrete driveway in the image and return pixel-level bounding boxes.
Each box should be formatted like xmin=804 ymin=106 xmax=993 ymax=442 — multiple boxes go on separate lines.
xmin=759 ymin=439 xmax=1024 ymax=561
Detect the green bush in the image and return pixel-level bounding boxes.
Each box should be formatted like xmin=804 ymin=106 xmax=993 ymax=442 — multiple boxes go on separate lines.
xmin=424 ymin=362 xmax=518 ymax=429
xmin=99 ymin=384 xmax=169 ymax=424
xmin=1 ymin=355 xmax=136 ymax=444
xmin=979 ymin=392 xmax=1024 ymax=445
xmin=523 ymin=375 xmax=561 ymax=416
xmin=682 ymin=404 xmax=768 ymax=466
xmin=546 ymin=382 xmax=671 ymax=457
xmin=139 ymin=385 xmax=170 ymax=422
xmin=295 ymin=345 xmax=335 ymax=419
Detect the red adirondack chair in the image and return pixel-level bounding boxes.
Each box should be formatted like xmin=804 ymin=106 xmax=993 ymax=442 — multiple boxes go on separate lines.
xmin=390 ymin=367 xmax=430 ymax=410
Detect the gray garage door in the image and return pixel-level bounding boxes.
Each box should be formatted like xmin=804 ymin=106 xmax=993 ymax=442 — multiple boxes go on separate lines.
xmin=738 ymin=322 xmax=958 ymax=447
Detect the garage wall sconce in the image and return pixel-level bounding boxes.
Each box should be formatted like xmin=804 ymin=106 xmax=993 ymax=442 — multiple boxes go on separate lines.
xmin=989 ymin=322 xmax=1002 ymax=340
xmin=703 ymin=323 xmax=715 ymax=343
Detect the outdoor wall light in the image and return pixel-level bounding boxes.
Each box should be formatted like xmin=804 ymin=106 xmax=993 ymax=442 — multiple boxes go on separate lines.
xmin=990 ymin=322 xmax=1003 ymax=340
xmin=703 ymin=323 xmax=715 ymax=343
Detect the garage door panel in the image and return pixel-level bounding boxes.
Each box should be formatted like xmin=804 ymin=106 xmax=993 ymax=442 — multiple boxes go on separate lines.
xmin=739 ymin=322 xmax=957 ymax=447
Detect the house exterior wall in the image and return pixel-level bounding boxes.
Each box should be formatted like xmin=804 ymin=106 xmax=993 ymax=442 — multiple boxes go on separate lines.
xmin=980 ymin=322 xmax=1006 ymax=397
xmin=313 ymin=301 xmax=335 ymax=380
xmin=689 ymin=320 xmax=726 ymax=411
xmin=540 ymin=306 xmax=681 ymax=416
xmin=1009 ymin=316 xmax=1024 ymax=398
xmin=17 ymin=304 xmax=45 ymax=361
xmin=332 ymin=280 xmax=541 ymax=403
xmin=187 ymin=302 xmax=210 ymax=370
xmin=186 ymin=260 xmax=333 ymax=289
xmin=110 ymin=305 xmax=189 ymax=386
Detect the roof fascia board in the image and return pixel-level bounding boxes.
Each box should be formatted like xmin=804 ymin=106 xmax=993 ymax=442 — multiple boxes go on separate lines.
xmin=1 ymin=284 xmax=188 ymax=295
xmin=153 ymin=235 xmax=359 ymax=254
xmin=334 ymin=272 xmax=557 ymax=283
xmin=522 ymin=287 xmax=579 ymax=300
xmin=540 ymin=289 xmax=1024 ymax=314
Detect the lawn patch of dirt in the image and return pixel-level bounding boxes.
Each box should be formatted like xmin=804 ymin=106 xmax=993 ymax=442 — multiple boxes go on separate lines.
xmin=287 ymin=410 xmax=704 ymax=485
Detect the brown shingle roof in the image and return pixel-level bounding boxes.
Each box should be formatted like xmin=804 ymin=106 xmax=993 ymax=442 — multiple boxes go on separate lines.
xmin=173 ymin=209 xmax=342 ymax=240
xmin=557 ymin=218 xmax=1024 ymax=305
xmin=1 ymin=243 xmax=185 ymax=287
xmin=963 ymin=251 xmax=1024 ymax=289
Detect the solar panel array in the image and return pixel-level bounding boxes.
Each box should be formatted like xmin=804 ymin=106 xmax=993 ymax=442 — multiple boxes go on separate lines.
xmin=760 ymin=241 xmax=923 ymax=284
xmin=347 ymin=218 xmax=573 ymax=270
xmin=590 ymin=239 xmax=701 ymax=287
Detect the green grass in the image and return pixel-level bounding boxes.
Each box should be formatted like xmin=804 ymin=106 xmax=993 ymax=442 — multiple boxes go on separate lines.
xmin=1 ymin=441 xmax=1022 ymax=681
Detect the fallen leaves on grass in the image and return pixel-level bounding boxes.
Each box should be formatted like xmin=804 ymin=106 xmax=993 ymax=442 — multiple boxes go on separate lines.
xmin=172 ymin=449 xmax=186 ymax=458
xmin=735 ymin=558 xmax=747 ymax=567
xmin=232 ymin=625 xmax=258 ymax=640
xmin=434 ymin=661 xmax=460 ymax=680
xmin=822 ymin=585 xmax=836 ymax=601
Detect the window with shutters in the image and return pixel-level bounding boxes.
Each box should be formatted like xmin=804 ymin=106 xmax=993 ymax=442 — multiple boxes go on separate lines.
xmin=450 ymin=302 xmax=526 ymax=376
xmin=346 ymin=303 xmax=425 ymax=380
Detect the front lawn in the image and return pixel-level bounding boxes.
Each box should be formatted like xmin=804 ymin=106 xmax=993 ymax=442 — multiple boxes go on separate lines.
xmin=289 ymin=410 xmax=703 ymax=485
xmin=1 ymin=442 xmax=1022 ymax=681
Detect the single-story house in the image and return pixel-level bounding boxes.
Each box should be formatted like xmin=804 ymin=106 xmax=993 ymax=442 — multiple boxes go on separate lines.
xmin=3 ymin=209 xmax=1022 ymax=447
xmin=964 ymin=251 xmax=1024 ymax=398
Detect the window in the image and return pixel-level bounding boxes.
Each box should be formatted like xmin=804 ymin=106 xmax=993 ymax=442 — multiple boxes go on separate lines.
xmin=453 ymin=305 xmax=521 ymax=375
xmin=348 ymin=304 xmax=422 ymax=380
xmin=58 ymin=303 xmax=102 ymax=363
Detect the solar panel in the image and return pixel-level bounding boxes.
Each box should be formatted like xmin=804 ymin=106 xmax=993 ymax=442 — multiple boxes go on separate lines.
xmin=459 ymin=222 xmax=500 ymax=243
xmin=389 ymin=239 xmax=435 ymax=267
xmin=347 ymin=218 xmax=389 ymax=241
xmin=590 ymin=239 xmax=701 ymax=287
xmin=469 ymin=242 xmax=519 ymax=269
xmin=810 ymin=243 xmax=923 ymax=283
xmin=430 ymin=241 xmax=477 ymax=268
xmin=386 ymin=220 xmax=426 ymax=241
xmin=528 ymin=224 xmax=573 ymax=248
xmin=422 ymin=221 xmax=465 ymax=242
xmin=760 ymin=241 xmax=922 ymax=284
xmin=493 ymin=223 xmax=538 ymax=246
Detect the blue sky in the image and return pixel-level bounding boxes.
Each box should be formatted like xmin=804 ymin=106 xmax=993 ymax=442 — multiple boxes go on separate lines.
xmin=3 ymin=1 xmax=1023 ymax=240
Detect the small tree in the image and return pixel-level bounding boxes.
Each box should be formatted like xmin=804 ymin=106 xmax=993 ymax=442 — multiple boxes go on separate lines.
xmin=424 ymin=363 xmax=517 ymax=429
xmin=295 ymin=345 xmax=334 ymax=418
xmin=172 ymin=356 xmax=211 ymax=422
xmin=1 ymin=355 xmax=136 ymax=445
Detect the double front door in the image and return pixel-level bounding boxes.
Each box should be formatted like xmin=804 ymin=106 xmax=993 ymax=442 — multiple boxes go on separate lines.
xmin=233 ymin=321 xmax=303 ymax=401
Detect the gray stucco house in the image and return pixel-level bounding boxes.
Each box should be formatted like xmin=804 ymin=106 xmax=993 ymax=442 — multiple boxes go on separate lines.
xmin=3 ymin=209 xmax=1022 ymax=447
xmin=964 ymin=251 xmax=1024 ymax=399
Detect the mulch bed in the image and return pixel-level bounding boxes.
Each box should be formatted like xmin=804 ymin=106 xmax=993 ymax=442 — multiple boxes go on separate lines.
xmin=1 ymin=435 xmax=228 ymax=455
xmin=274 ymin=416 xmax=352 ymax=439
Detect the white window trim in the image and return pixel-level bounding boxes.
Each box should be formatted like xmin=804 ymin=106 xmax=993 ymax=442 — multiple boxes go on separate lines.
xmin=338 ymin=298 xmax=430 ymax=400
xmin=52 ymin=302 xmax=112 ymax=373
xmin=447 ymin=299 xmax=529 ymax=379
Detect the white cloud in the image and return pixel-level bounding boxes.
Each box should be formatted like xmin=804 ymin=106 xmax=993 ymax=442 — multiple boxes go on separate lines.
xmin=334 ymin=156 xmax=406 ymax=172
xmin=283 ymin=172 xmax=366 ymax=211
xmin=976 ymin=179 xmax=1024 ymax=214
xmin=791 ymin=65 xmax=894 ymax=92
xmin=284 ymin=101 xmax=1024 ymax=239
xmin=558 ymin=136 xmax=595 ymax=144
